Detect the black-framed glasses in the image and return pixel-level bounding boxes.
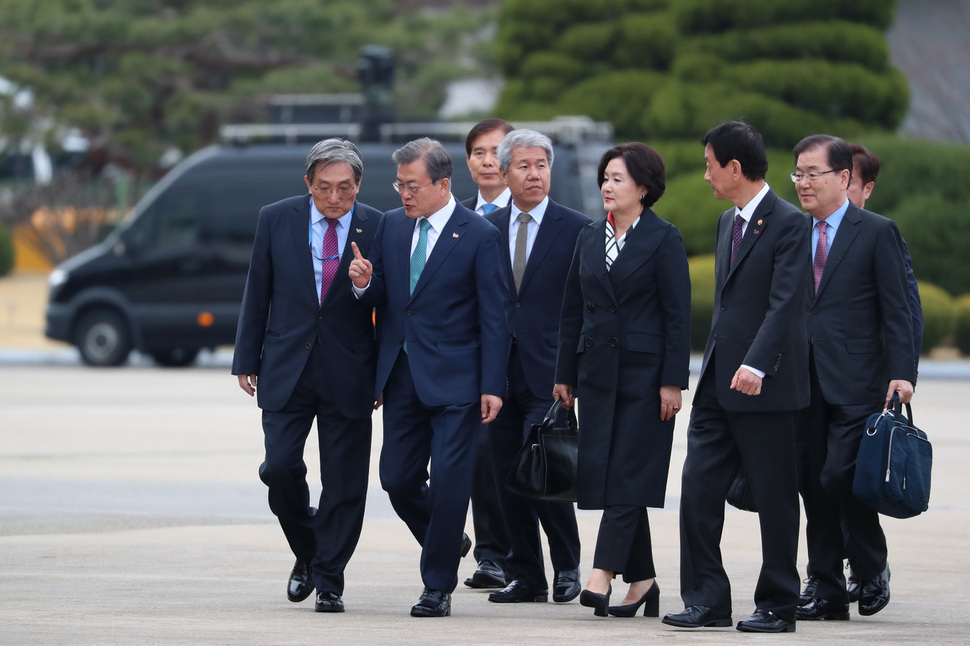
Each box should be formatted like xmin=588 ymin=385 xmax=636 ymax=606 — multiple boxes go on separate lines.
xmin=310 ymin=184 xmax=356 ymax=196
xmin=790 ymin=169 xmax=840 ymax=183
xmin=392 ymin=181 xmax=433 ymax=195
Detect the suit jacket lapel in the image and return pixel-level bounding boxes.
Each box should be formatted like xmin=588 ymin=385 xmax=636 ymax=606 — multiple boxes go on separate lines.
xmin=586 ymin=218 xmax=616 ymax=299
xmin=410 ymin=203 xmax=466 ymax=300
xmin=518 ymin=202 xmax=561 ymax=294
xmin=492 ymin=207 xmax=514 ymax=287
xmin=726 ymin=189 xmax=775 ymax=283
xmin=607 ymin=209 xmax=666 ymax=285
xmin=289 ymin=197 xmax=319 ymax=304
xmin=815 ymin=204 xmax=861 ymax=300
xmin=320 ymin=203 xmax=369 ymax=309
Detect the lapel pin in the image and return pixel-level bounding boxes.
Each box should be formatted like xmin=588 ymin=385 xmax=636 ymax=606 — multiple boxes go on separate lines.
xmin=757 ymin=219 xmax=763 ymax=226
xmin=355 ymin=228 xmax=363 ymax=233
xmin=452 ymin=232 xmax=459 ymax=238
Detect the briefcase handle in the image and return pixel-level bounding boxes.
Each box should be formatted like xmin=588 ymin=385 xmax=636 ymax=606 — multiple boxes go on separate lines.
xmin=886 ymin=392 xmax=914 ymax=425
xmin=545 ymin=398 xmax=578 ymax=432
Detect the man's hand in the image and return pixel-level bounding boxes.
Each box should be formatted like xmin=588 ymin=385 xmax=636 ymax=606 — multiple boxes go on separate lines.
xmin=660 ymin=385 xmax=682 ymax=421
xmin=237 ymin=374 xmax=257 ymax=397
xmin=730 ymin=367 xmax=762 ymax=396
xmin=481 ymin=394 xmax=503 ymax=423
xmin=348 ymin=241 xmax=372 ymax=288
xmin=553 ymin=383 xmax=573 ymax=408
xmin=885 ymin=379 xmax=914 ymax=406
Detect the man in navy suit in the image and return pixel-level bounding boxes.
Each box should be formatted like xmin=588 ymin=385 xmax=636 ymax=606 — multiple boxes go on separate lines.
xmin=482 ymin=129 xmax=587 ymax=605
xmin=349 ymin=138 xmax=510 ymax=617
xmin=793 ymin=135 xmax=915 ymax=622
xmin=459 ymin=118 xmax=516 ymax=590
xmin=663 ymin=121 xmax=810 ymax=633
xmin=232 ymin=139 xmax=380 ymax=613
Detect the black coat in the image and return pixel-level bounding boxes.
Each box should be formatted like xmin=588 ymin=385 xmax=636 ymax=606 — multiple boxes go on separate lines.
xmin=556 ymin=210 xmax=691 ymax=509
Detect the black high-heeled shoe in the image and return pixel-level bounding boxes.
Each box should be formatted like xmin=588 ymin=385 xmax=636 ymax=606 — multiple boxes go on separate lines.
xmin=608 ymin=580 xmax=660 ymax=617
xmin=579 ymin=584 xmax=612 ymax=617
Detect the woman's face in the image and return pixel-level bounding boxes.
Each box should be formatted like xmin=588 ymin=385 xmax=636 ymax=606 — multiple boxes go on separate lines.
xmin=601 ymin=156 xmax=644 ymax=217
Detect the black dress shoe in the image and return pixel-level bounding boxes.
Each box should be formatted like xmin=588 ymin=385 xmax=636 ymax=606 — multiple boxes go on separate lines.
xmin=796 ymin=597 xmax=850 ymax=621
xmin=798 ymin=576 xmax=819 ymax=606
xmin=736 ymin=610 xmax=795 ymax=633
xmin=460 ymin=533 xmax=472 ymax=558
xmin=578 ymin=585 xmax=611 ymax=617
xmin=464 ymin=559 xmax=507 ymax=589
xmin=488 ymin=580 xmax=548 ymax=603
xmin=553 ymin=568 xmax=581 ymax=603
xmin=314 ymin=591 xmax=345 ymax=613
xmin=662 ymin=605 xmax=732 ymax=628
xmin=287 ymin=559 xmax=314 ymax=602
xmin=411 ymin=587 xmax=452 ymax=617
xmin=858 ymin=565 xmax=890 ymax=616
xmin=846 ymin=562 xmax=861 ymax=603
xmin=609 ymin=580 xmax=660 ymax=617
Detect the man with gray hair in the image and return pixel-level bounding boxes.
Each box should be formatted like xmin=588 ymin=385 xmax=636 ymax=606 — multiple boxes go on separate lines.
xmin=349 ymin=137 xmax=510 ymax=617
xmin=233 ymin=138 xmax=381 ymax=613
xmin=484 ymin=129 xmax=588 ymax=605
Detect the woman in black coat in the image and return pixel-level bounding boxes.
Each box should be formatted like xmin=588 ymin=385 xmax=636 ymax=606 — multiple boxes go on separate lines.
xmin=554 ymin=142 xmax=691 ymax=618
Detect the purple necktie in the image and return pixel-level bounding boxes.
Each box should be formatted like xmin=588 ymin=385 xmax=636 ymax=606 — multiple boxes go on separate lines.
xmin=319 ymin=218 xmax=339 ymax=302
xmin=813 ymin=220 xmax=828 ymax=294
xmin=731 ymin=213 xmax=744 ymax=264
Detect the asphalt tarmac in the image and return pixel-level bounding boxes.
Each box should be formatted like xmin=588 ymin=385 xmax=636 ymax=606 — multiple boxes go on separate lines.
xmin=2 ymin=362 xmax=968 ymax=645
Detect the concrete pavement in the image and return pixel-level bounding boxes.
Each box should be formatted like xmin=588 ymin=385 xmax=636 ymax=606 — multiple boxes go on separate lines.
xmin=2 ymin=364 xmax=969 ymax=645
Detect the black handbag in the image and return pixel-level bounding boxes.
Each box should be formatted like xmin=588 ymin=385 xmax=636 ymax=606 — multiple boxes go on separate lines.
xmin=505 ymin=399 xmax=579 ymax=502
xmin=853 ymin=394 xmax=932 ymax=519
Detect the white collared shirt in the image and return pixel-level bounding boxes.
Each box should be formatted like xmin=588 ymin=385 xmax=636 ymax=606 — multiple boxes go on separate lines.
xmin=473 ymin=187 xmax=511 ymax=215
xmin=509 ymin=195 xmax=548 ymax=262
xmin=409 ymin=194 xmax=457 ymax=262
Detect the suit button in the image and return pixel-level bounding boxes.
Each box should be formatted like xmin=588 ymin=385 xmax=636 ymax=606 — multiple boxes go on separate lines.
xmin=721 ymin=305 xmax=727 ymax=311
xmin=514 ymin=302 xmax=521 ymax=309
xmin=316 ymin=314 xmax=323 ymax=320
xmin=586 ymin=303 xmax=595 ymax=312
xmin=609 ymin=337 xmax=618 ymax=348
xmin=610 ymin=303 xmax=617 ymax=313
xmin=305 ymin=343 xmax=312 ymax=350
xmin=584 ymin=337 xmax=594 ymax=348
xmin=405 ymin=310 xmax=412 ymax=316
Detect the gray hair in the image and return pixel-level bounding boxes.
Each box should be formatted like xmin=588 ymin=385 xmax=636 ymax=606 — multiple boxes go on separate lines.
xmin=391 ymin=137 xmax=453 ymax=183
xmin=497 ymin=129 xmax=554 ymax=172
xmin=305 ymin=139 xmax=364 ymax=184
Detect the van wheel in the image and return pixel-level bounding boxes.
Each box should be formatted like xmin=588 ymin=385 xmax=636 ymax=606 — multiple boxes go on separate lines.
xmin=151 ymin=348 xmax=200 ymax=367
xmin=75 ymin=309 xmax=132 ymax=367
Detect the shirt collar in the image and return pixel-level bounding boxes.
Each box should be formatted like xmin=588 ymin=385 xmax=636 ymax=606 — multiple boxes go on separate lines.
xmin=476 ymin=187 xmax=511 ymax=212
xmin=815 ymin=198 xmax=850 ymax=232
xmin=309 ymin=196 xmax=354 ymax=226
xmin=420 ymin=194 xmax=457 ymax=233
xmin=511 ymin=195 xmax=549 ymax=226
xmin=735 ymin=182 xmax=771 ymax=223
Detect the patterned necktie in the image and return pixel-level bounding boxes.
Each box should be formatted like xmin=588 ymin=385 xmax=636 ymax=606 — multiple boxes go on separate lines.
xmin=731 ymin=213 xmax=744 ymax=265
xmin=813 ymin=220 xmax=828 ymax=294
xmin=319 ymin=218 xmax=340 ymax=303
xmin=482 ymin=203 xmax=498 ymax=214
xmin=410 ymin=218 xmax=431 ymax=295
xmin=605 ymin=214 xmax=619 ymax=270
xmin=512 ymin=212 xmax=531 ymax=292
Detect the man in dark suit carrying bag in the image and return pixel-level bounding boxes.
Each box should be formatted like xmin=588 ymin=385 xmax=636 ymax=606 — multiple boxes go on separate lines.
xmin=663 ymin=121 xmax=810 ymax=633
xmin=792 ymin=135 xmax=915 ymax=622
xmin=482 ymin=128 xmax=587 ymax=606
xmin=232 ymin=139 xmax=380 ymax=613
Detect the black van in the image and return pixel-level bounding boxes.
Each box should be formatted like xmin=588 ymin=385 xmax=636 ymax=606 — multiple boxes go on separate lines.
xmin=45 ymin=120 xmax=610 ymax=366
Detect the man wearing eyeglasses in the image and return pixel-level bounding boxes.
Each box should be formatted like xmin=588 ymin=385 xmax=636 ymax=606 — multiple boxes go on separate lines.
xmin=349 ymin=137 xmax=510 ymax=617
xmin=792 ymin=135 xmax=915 ymax=622
xmin=232 ymin=139 xmax=381 ymax=613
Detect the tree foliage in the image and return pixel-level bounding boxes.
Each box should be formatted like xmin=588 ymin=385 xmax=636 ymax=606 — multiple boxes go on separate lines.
xmin=496 ymin=0 xmax=906 ymax=147
xmin=0 ymin=0 xmax=497 ymax=175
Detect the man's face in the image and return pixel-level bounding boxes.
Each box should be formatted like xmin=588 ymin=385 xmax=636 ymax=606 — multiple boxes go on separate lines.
xmin=304 ymin=162 xmax=360 ymax=219
xmin=703 ymin=144 xmax=734 ymax=202
xmin=846 ymin=162 xmax=874 ymax=208
xmin=395 ymin=159 xmax=450 ymax=219
xmin=794 ymin=146 xmax=850 ymax=219
xmin=500 ymin=146 xmax=551 ymax=212
xmin=466 ymin=128 xmax=507 ymax=193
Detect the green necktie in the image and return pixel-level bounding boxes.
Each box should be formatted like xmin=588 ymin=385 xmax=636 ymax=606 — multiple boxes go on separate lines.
xmin=410 ymin=218 xmax=431 ymax=295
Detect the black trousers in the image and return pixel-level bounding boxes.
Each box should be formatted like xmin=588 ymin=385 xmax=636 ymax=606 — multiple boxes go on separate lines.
xmin=259 ymin=344 xmax=371 ymax=595
xmin=593 ymin=505 xmax=655 ymax=582
xmin=488 ymin=345 xmax=580 ymax=589
xmin=678 ymin=364 xmax=801 ymax=621
xmin=796 ymin=348 xmax=888 ymax=602
xmin=470 ymin=420 xmax=510 ymax=568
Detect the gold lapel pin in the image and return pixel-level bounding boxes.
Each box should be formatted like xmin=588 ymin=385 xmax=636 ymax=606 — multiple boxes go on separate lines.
xmin=757 ymin=219 xmax=763 ymax=226
xmin=356 ymin=228 xmax=363 ymax=233
xmin=452 ymin=232 xmax=459 ymax=238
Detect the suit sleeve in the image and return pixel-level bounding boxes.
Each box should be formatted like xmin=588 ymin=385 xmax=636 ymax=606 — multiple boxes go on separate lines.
xmin=901 ymin=236 xmax=923 ymax=369
xmin=743 ymin=213 xmax=811 ymax=374
xmin=476 ymin=225 xmax=511 ymax=397
xmin=657 ymin=227 xmax=692 ymax=389
xmin=876 ymin=221 xmax=917 ymax=383
xmin=231 ymin=206 xmax=272 ymax=375
xmin=555 ymin=232 xmax=585 ymax=385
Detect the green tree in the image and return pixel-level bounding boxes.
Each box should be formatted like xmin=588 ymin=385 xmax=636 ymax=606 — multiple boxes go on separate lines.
xmin=0 ymin=0 xmax=496 ymax=174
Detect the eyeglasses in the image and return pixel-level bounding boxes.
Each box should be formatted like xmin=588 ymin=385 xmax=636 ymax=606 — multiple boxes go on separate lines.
xmin=392 ymin=181 xmax=434 ymax=195
xmin=790 ymin=169 xmax=840 ymax=183
xmin=311 ymin=184 xmax=356 ymax=196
